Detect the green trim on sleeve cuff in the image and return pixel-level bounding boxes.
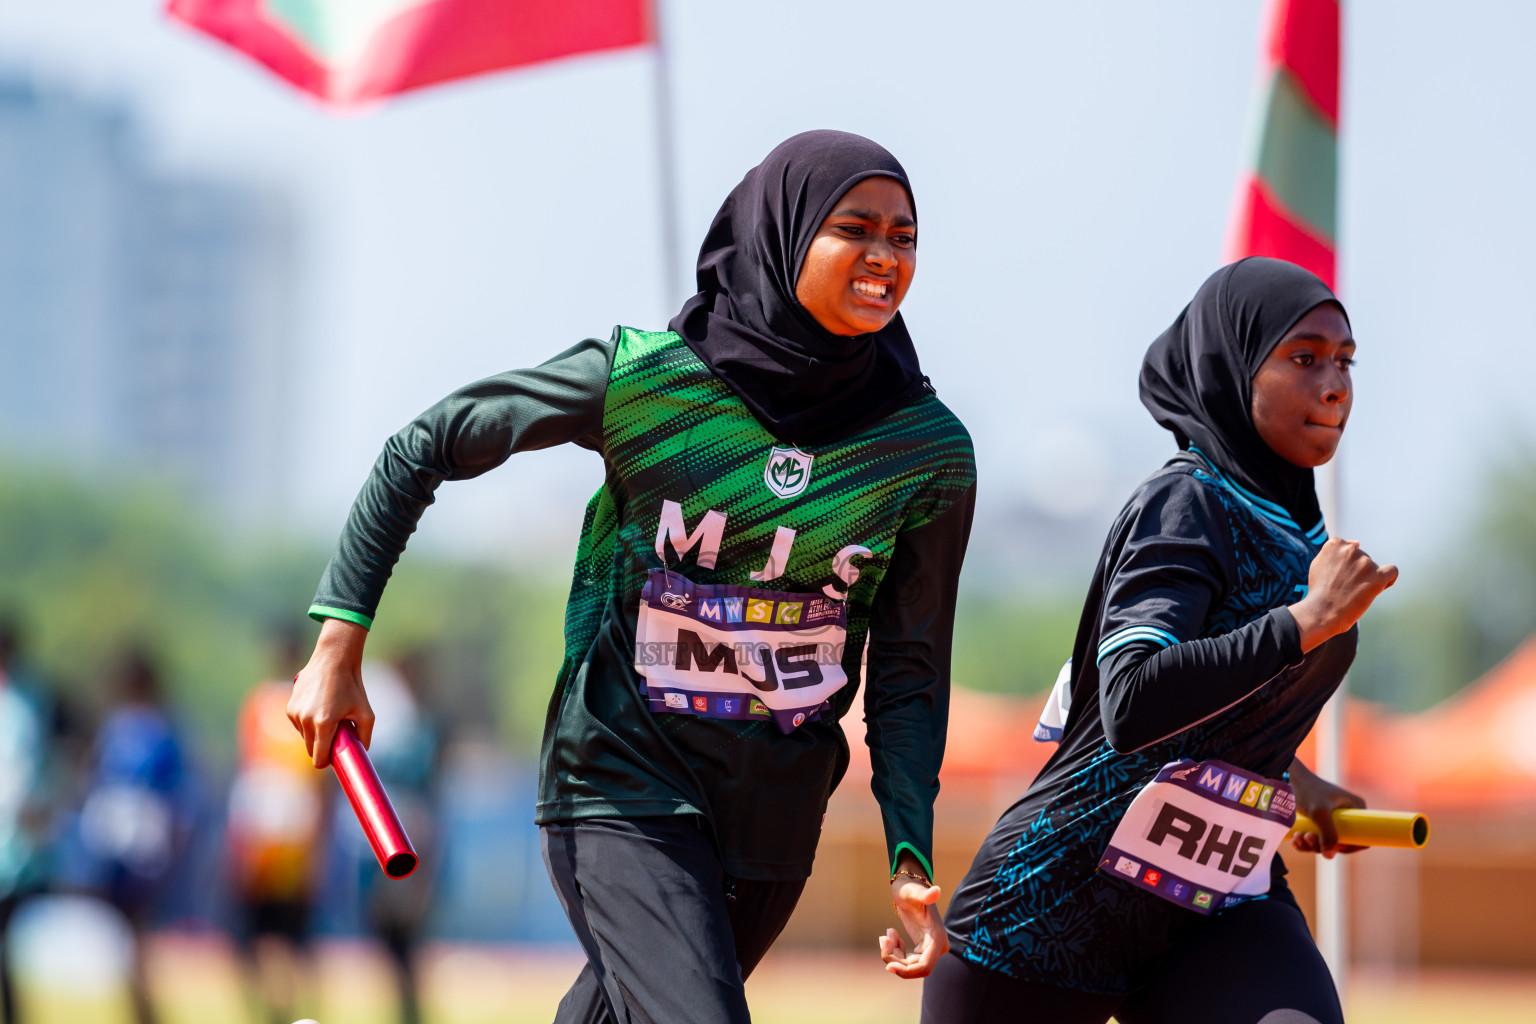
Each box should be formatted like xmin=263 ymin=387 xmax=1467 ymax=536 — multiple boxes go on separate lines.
xmin=308 ymin=605 xmax=374 ymax=630
xmin=891 ymin=841 xmax=934 ymax=882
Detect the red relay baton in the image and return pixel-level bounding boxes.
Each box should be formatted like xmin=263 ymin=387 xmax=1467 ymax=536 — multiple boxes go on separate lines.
xmin=330 ymin=720 xmax=418 ymax=879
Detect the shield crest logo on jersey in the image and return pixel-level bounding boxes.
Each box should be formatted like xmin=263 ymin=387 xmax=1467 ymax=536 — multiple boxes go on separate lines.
xmin=763 ymin=446 xmax=813 ymax=499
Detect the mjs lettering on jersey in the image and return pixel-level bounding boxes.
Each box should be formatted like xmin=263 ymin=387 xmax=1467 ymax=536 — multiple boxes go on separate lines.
xmin=634 ymin=499 xmax=873 ymax=734
xmin=649 ymin=499 xmax=872 ymax=594
xmin=591 ymin=329 xmax=973 ymax=738
xmin=1098 ymin=759 xmax=1297 ymax=916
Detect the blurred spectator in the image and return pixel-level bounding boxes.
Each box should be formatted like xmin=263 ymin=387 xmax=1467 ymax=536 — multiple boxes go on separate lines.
xmin=0 ymin=615 xmax=50 ymax=1024
xmin=226 ymin=629 xmax=322 ymax=1024
xmin=343 ymin=654 xmax=441 ymax=1024
xmin=67 ymin=648 xmax=190 ymax=1024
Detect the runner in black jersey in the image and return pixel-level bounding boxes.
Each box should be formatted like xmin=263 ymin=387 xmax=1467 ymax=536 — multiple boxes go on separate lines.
xmin=927 ymin=258 xmax=1395 ymax=1024
xmin=287 ymin=131 xmax=976 ymax=1023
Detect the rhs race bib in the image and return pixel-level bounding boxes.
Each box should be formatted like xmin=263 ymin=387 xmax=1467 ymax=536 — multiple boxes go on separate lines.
xmin=634 ymin=569 xmax=849 ymax=734
xmin=1098 ymin=759 xmax=1296 ymax=916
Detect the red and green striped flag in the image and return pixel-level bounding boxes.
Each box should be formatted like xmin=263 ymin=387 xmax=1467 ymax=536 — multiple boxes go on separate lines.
xmin=167 ymin=0 xmax=652 ymax=106
xmin=1225 ymin=0 xmax=1340 ymax=287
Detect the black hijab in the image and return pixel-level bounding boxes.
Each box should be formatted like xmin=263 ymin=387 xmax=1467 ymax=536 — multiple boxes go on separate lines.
xmin=668 ymin=130 xmax=930 ymax=447
xmin=1139 ymin=257 xmax=1348 ymax=531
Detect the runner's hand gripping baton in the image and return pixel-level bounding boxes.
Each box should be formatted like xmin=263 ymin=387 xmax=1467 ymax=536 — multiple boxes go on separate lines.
xmin=1289 ymin=809 xmax=1430 ymax=849
xmin=330 ymin=720 xmax=419 ymax=878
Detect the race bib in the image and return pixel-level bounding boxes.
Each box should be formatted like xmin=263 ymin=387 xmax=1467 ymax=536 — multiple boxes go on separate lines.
xmin=634 ymin=569 xmax=848 ymax=734
xmin=1098 ymin=759 xmax=1296 ymax=916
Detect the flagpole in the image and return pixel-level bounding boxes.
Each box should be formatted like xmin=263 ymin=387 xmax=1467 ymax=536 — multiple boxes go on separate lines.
xmin=1318 ymin=2 xmax=1348 ymax=991
xmin=1316 ymin=456 xmax=1348 ymax=1000
xmin=649 ymin=0 xmax=684 ymax=312
xmin=1223 ymin=0 xmax=1349 ymax=999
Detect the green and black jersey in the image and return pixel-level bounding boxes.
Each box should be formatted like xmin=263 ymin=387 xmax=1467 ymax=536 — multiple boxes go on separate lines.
xmin=312 ymin=327 xmax=976 ymax=880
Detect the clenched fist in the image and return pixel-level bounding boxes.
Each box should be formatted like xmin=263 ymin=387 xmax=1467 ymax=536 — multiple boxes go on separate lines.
xmin=287 ymin=617 xmax=374 ymax=768
xmin=1289 ymin=538 xmax=1398 ymax=653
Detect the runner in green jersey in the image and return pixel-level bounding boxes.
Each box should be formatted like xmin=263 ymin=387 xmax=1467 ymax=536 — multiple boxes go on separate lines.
xmin=288 ymin=130 xmax=976 ymax=1022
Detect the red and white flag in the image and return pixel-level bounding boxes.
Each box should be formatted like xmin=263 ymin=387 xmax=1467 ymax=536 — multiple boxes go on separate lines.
xmin=1224 ymin=0 xmax=1340 ymax=287
xmin=167 ymin=0 xmax=652 ymax=106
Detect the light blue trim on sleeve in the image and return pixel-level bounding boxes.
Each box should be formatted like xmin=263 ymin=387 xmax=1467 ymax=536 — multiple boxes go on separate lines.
xmin=1095 ymin=624 xmax=1179 ymax=665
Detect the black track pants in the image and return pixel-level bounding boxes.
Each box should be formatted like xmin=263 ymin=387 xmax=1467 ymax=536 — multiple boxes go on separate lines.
xmin=922 ymin=897 xmax=1343 ymax=1024
xmin=541 ymin=816 xmax=805 ymax=1024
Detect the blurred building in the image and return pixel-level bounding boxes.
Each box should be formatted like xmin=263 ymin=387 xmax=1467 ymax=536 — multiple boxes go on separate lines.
xmin=0 ymin=74 xmax=297 ymax=517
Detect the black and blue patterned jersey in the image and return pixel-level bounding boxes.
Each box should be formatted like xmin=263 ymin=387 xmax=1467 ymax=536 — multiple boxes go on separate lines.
xmin=942 ymin=449 xmax=1356 ymax=993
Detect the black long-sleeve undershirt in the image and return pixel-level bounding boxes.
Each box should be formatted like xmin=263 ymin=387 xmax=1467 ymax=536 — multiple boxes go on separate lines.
xmin=1083 ymin=458 xmax=1314 ymax=755
xmin=865 ymin=482 xmax=975 ymax=874
xmin=1097 ymin=606 xmax=1303 ymax=754
xmin=311 ymin=336 xmax=612 ymax=628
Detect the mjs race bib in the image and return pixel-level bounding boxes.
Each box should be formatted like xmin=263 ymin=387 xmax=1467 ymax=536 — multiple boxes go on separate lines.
xmin=1098 ymin=759 xmax=1297 ymax=916
xmin=633 ymin=569 xmax=849 ymax=734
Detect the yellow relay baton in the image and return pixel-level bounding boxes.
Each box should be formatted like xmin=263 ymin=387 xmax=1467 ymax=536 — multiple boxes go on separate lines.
xmin=1288 ymin=809 xmax=1430 ymax=850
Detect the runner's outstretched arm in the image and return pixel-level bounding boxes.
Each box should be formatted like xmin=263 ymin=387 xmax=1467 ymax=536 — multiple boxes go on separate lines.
xmin=866 ymin=481 xmax=975 ymax=978
xmin=310 ymin=337 xmax=613 ymax=629
xmin=290 ymin=336 xmax=614 ymax=766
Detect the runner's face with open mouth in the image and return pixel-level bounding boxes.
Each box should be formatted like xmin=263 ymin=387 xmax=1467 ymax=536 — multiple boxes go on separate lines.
xmin=1250 ymin=302 xmax=1355 ymax=468
xmin=793 ymin=176 xmax=916 ymax=337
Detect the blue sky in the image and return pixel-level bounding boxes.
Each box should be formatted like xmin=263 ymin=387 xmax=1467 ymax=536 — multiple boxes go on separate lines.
xmin=2 ymin=1 xmax=1533 ymax=594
